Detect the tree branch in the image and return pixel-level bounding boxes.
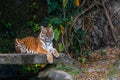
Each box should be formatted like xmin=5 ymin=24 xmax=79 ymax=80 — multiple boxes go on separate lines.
xmin=101 ymin=0 xmax=117 ymax=42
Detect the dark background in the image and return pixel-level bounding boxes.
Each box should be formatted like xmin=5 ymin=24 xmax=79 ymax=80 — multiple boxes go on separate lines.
xmin=0 ymin=0 xmax=47 ymax=53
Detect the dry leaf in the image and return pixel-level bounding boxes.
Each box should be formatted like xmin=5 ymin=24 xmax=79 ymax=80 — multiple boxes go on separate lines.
xmin=75 ymin=0 xmax=80 ymax=7
xmin=60 ymin=25 xmax=65 ymax=35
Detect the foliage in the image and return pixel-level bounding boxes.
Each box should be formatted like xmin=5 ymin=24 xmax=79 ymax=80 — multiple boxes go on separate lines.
xmin=26 ymin=20 xmax=40 ymax=32
xmin=58 ymin=43 xmax=64 ymax=52
xmin=0 ymin=0 xmax=47 ymax=53
xmin=54 ymin=28 xmax=60 ymax=41
xmin=100 ymin=49 xmax=106 ymax=56
xmin=46 ymin=0 xmax=74 ymax=48
xmin=0 ymin=20 xmax=15 ymax=53
xmin=46 ymin=0 xmax=120 ymax=62
xmin=0 ymin=20 xmax=15 ymax=38
xmin=22 ymin=64 xmax=46 ymax=74
xmin=46 ymin=0 xmax=91 ymax=60
xmin=55 ymin=64 xmax=80 ymax=75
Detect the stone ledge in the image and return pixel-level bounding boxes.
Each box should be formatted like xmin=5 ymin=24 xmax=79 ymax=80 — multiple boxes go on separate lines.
xmin=0 ymin=53 xmax=80 ymax=66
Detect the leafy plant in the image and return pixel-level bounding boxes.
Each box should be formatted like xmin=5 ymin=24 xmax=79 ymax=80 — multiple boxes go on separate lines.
xmin=46 ymin=0 xmax=81 ymax=53
xmin=54 ymin=28 xmax=60 ymax=41
xmin=56 ymin=64 xmax=80 ymax=75
xmin=81 ymin=57 xmax=86 ymax=64
xmin=22 ymin=64 xmax=46 ymax=74
xmin=100 ymin=49 xmax=106 ymax=56
xmin=0 ymin=20 xmax=16 ymax=53
xmin=45 ymin=0 xmax=95 ymax=61
xmin=58 ymin=43 xmax=64 ymax=52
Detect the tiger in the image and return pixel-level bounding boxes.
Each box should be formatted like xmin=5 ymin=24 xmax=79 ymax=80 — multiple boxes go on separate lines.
xmin=15 ymin=26 xmax=59 ymax=63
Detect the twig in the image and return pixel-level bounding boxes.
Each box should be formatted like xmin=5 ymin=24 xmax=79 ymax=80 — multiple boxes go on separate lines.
xmin=114 ymin=7 xmax=120 ymax=14
xmin=61 ymin=35 xmax=71 ymax=57
xmin=78 ymin=0 xmax=86 ymax=9
xmin=101 ymin=0 xmax=117 ymax=42
xmin=70 ymin=3 xmax=96 ymax=34
xmin=75 ymin=3 xmax=96 ymax=23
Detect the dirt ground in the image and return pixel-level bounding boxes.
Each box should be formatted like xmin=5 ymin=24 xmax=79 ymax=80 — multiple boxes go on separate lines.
xmin=74 ymin=47 xmax=120 ymax=80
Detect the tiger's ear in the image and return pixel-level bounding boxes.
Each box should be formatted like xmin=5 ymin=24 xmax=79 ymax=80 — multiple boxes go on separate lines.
xmin=40 ymin=26 xmax=44 ymax=29
xmin=50 ymin=26 xmax=53 ymax=29
xmin=15 ymin=38 xmax=19 ymax=44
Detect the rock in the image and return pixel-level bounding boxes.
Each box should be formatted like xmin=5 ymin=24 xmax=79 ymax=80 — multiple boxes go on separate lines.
xmin=116 ymin=60 xmax=120 ymax=70
xmin=37 ymin=68 xmax=73 ymax=80
xmin=0 ymin=53 xmax=81 ymax=66
xmin=107 ymin=76 xmax=118 ymax=80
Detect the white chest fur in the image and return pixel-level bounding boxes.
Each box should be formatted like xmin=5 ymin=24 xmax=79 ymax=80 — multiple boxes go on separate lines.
xmin=40 ymin=40 xmax=53 ymax=50
xmin=41 ymin=40 xmax=55 ymax=54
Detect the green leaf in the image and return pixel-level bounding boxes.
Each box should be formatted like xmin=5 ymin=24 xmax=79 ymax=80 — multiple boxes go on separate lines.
xmin=81 ymin=57 xmax=86 ymax=64
xmin=48 ymin=1 xmax=58 ymax=14
xmin=85 ymin=50 xmax=91 ymax=57
xmin=27 ymin=21 xmax=34 ymax=27
xmin=6 ymin=22 xmax=12 ymax=29
xmin=33 ymin=15 xmax=37 ymax=20
xmin=62 ymin=0 xmax=68 ymax=8
xmin=76 ymin=47 xmax=81 ymax=55
xmin=33 ymin=23 xmax=39 ymax=32
xmin=54 ymin=28 xmax=60 ymax=41
xmin=58 ymin=43 xmax=64 ymax=52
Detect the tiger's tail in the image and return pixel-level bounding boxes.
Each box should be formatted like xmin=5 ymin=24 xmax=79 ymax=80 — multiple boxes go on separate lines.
xmin=15 ymin=38 xmax=23 ymax=53
xmin=15 ymin=38 xmax=21 ymax=44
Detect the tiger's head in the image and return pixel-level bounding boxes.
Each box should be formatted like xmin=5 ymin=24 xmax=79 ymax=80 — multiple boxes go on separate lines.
xmin=40 ymin=26 xmax=54 ymax=42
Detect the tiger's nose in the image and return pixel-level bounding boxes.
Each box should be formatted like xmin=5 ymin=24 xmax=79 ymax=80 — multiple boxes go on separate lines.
xmin=46 ymin=37 xmax=50 ymax=39
xmin=48 ymin=37 xmax=51 ymax=39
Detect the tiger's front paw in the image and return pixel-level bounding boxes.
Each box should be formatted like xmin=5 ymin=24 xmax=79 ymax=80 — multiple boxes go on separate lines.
xmin=53 ymin=48 xmax=59 ymax=58
xmin=47 ymin=54 xmax=53 ymax=64
xmin=53 ymin=52 xmax=59 ymax=58
xmin=48 ymin=58 xmax=53 ymax=64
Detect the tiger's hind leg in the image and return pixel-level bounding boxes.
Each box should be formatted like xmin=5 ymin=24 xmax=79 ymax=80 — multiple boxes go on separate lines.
xmin=15 ymin=38 xmax=27 ymax=53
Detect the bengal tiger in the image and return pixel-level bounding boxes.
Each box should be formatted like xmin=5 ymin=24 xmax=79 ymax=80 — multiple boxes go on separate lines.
xmin=15 ymin=26 xmax=59 ymax=63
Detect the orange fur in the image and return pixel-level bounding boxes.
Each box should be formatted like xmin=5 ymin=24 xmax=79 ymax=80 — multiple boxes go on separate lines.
xmin=15 ymin=26 xmax=59 ymax=63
